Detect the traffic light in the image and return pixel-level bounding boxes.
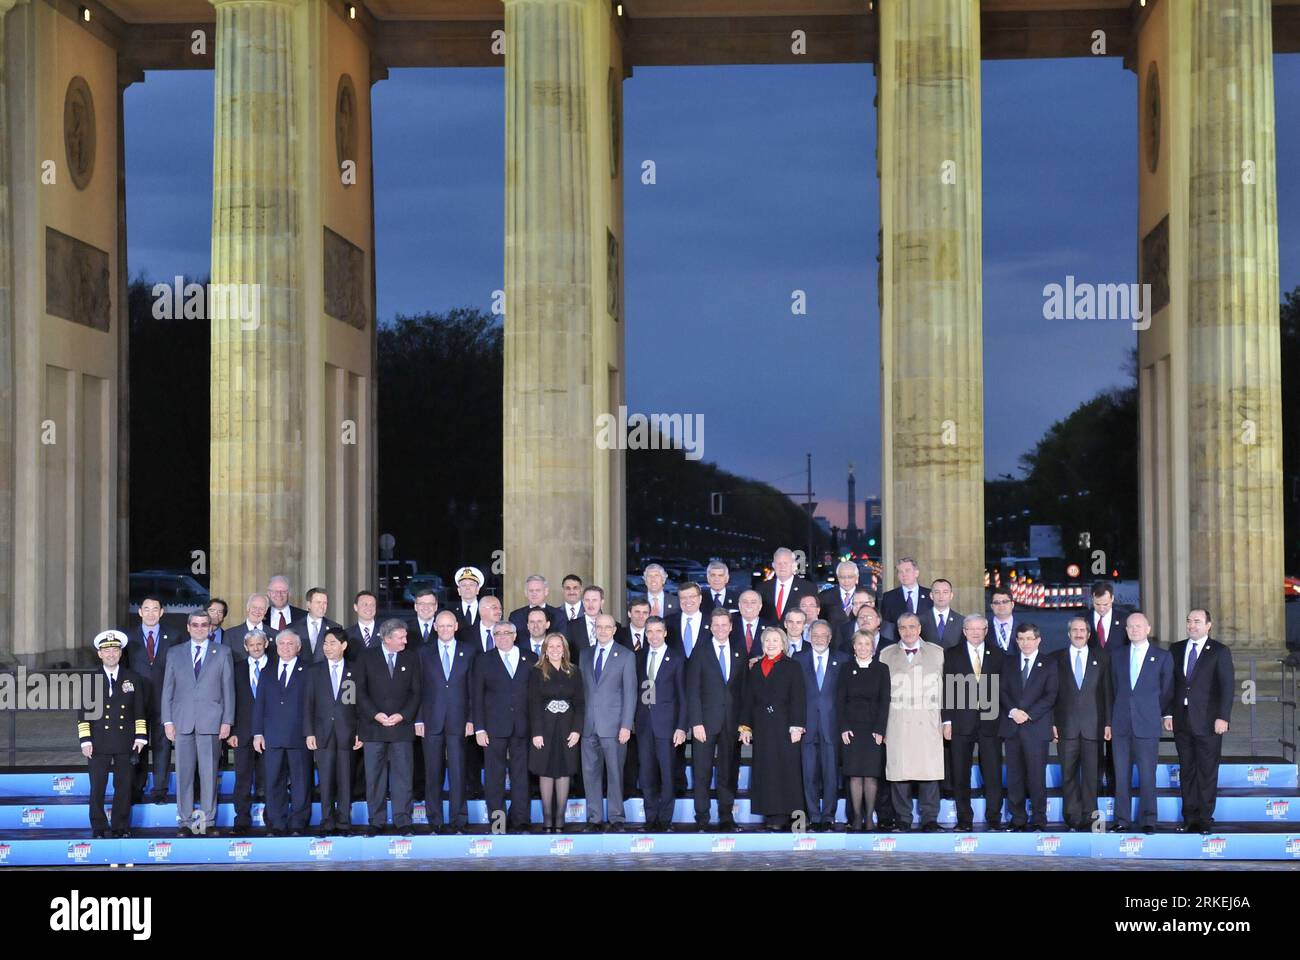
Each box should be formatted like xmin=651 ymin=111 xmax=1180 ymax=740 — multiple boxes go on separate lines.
xmin=867 ymin=538 xmax=877 ymax=547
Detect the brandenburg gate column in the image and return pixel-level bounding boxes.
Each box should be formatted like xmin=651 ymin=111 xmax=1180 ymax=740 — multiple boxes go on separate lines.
xmin=502 ymin=0 xmax=626 ymax=613
xmin=1136 ymin=0 xmax=1283 ymax=651
xmin=210 ymin=0 xmax=376 ymax=610
xmin=877 ymin=0 xmax=985 ymax=607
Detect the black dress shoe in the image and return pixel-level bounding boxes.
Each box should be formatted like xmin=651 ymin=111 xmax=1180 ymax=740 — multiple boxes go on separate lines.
xmin=176 ymin=826 xmax=192 ymax=838
xmin=921 ymin=821 xmax=944 ymax=833
xmin=151 ymin=795 xmax=168 ymax=806
xmin=290 ymin=829 xmax=305 ymax=837
xmin=954 ymin=822 xmax=973 ymax=832
xmin=92 ymin=829 xmax=108 ymax=839
xmin=232 ymin=825 xmax=249 ymax=836
xmin=719 ymin=820 xmax=739 ymax=833
xmin=1114 ymin=822 xmax=1133 ymax=833
xmin=1029 ymin=824 xmax=1045 ymax=832
xmin=607 ymin=822 xmax=626 ymax=834
xmin=1142 ymin=825 xmax=1156 ymax=835
xmin=362 ymin=826 xmax=378 ymax=837
xmin=114 ymin=829 xmax=132 ymax=839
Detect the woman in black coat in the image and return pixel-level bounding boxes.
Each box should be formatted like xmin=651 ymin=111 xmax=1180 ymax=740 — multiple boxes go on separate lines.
xmin=740 ymin=627 xmax=807 ymax=831
xmin=837 ymin=629 xmax=891 ymax=831
xmin=528 ymin=633 xmax=585 ymax=833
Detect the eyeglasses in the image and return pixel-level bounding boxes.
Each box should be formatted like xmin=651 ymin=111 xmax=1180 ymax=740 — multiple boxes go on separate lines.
xmin=991 ymin=598 xmax=1013 ymax=604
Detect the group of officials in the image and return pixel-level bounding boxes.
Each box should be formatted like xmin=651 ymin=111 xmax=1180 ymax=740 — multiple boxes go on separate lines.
xmin=77 ymin=551 xmax=1235 ymax=838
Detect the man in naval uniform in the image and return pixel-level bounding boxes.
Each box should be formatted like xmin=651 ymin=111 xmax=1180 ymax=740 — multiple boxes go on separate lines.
xmin=79 ymin=629 xmax=148 ymax=838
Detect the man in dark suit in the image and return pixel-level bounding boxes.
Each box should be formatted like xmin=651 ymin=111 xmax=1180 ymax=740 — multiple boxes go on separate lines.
xmin=472 ymin=621 xmax=535 ymax=832
xmin=521 ymin=607 xmax=551 ymax=659
xmin=999 ymin=622 xmax=1058 ymax=830
xmin=635 ymin=617 xmax=687 ymax=831
xmin=987 ymin=588 xmax=1018 ymax=655
xmin=758 ymin=548 xmax=817 ymax=623
xmin=344 ymin=590 xmax=381 ymax=661
xmin=1168 ymin=609 xmax=1234 ymax=833
xmin=641 ymin=564 xmax=679 ymax=620
xmin=836 ymin=590 xmax=882 ymax=652
xmin=702 ymin=562 xmax=742 ymax=616
xmin=451 ymin=566 xmax=484 ymax=633
xmin=462 ymin=595 xmax=505 ymax=798
xmin=415 ymin=610 xmax=477 ymax=834
xmin=225 ymin=594 xmax=279 ymax=659
xmin=227 ymin=628 xmax=275 ymax=835
xmin=407 ymin=586 xmax=440 ymax=651
xmin=1053 ymin=616 xmax=1112 ymax=831
xmin=356 ymin=619 xmax=423 ymax=835
xmin=624 ymin=599 xmax=651 ymax=654
xmin=558 ymin=574 xmax=585 ymax=627
xmin=664 ymin=583 xmax=710 ymax=658
xmin=731 ymin=590 xmax=773 ymax=661
xmin=1087 ymin=581 xmax=1125 ymax=651
xmin=796 ymin=620 xmax=842 ymax=831
xmin=919 ymin=579 xmax=963 ymax=650
xmin=565 ymin=585 xmax=610 ymax=653
xmin=299 ymin=588 xmax=342 ymax=664
xmin=264 ymin=574 xmax=308 ymax=634
xmin=1109 ymin=612 xmax=1173 ymax=833
xmin=943 ymin=615 xmax=1005 ymax=831
xmin=879 ymin=557 xmax=932 ymax=627
xmin=304 ymin=627 xmax=361 ymax=835
xmin=686 ymin=607 xmax=747 ymax=831
xmin=508 ymin=574 xmax=569 ymax=635
xmin=252 ymin=629 xmax=312 ymax=835
xmin=120 ymin=595 xmax=177 ymax=804
xmin=79 ymin=630 xmax=148 ymax=837
xmin=819 ymin=561 xmax=863 ymax=628
xmin=206 ymin=599 xmax=229 ymax=648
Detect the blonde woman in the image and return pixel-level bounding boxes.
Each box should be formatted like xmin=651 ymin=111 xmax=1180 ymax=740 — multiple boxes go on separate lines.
xmin=527 ymin=633 xmax=584 ymax=833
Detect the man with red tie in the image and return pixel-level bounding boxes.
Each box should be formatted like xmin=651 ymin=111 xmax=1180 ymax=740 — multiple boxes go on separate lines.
xmin=731 ymin=590 xmax=773 ymax=662
xmin=758 ymin=548 xmax=817 ymax=624
xmin=121 ymin=596 xmax=177 ymax=804
xmin=1088 ymin=582 xmax=1124 ymax=649
xmin=264 ymin=575 xmax=307 ymax=634
xmin=625 ymin=599 xmax=651 ymax=653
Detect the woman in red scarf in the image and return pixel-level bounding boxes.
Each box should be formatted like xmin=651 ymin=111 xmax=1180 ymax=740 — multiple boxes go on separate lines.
xmin=740 ymin=627 xmax=806 ymax=831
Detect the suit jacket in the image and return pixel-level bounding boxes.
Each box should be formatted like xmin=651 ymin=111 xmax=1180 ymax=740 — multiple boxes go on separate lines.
xmin=296 ymin=617 xmax=342 ymax=663
xmin=78 ymin=668 xmax=147 ymax=752
xmin=472 ymin=647 xmax=536 ymax=737
xmin=120 ymin=622 xmax=177 ymax=710
xmin=795 ymin=646 xmax=842 ymax=744
xmin=407 ymin=618 xmax=442 ymax=650
xmin=730 ymin=616 xmax=776 ymax=659
xmin=417 ymin=639 xmax=477 ymax=735
xmin=818 ymin=586 xmax=860 ymax=626
xmin=453 ymin=600 xmax=481 ymax=634
xmin=225 ymin=622 xmax=280 ymax=660
xmin=835 ymin=620 xmax=894 ymax=654
xmin=942 ymin=642 xmax=1004 ymax=738
xmin=1054 ymin=643 xmax=1112 ymax=741
xmin=344 ymin=622 xmax=382 ymax=662
xmin=460 ymin=621 xmax=502 ymax=656
xmin=685 ymin=636 xmax=747 ymax=736
xmin=758 ymin=576 xmax=817 ymax=623
xmin=635 ymin=643 xmax=688 ymax=738
xmin=663 ymin=611 xmax=712 ymax=658
xmin=1109 ymin=641 xmax=1173 ymax=739
xmin=252 ymin=656 xmax=310 ymax=749
xmin=880 ymin=585 xmax=932 ymax=625
xmin=160 ymin=640 xmax=236 ymax=734
xmin=1170 ymin=637 xmax=1234 ymax=736
xmin=919 ymin=608 xmax=964 ymax=649
xmin=508 ymin=604 xmax=567 ymax=636
xmin=986 ymin=617 xmax=1020 ymax=656
xmin=998 ymin=651 xmax=1058 ymax=740
xmin=1086 ymin=607 xmax=1126 ymax=651
xmin=579 ymin=642 xmax=637 ymax=737
xmin=303 ymin=658 xmax=359 ymax=748
xmin=230 ymin=653 xmax=278 ymax=742
xmin=355 ymin=646 xmax=422 ymax=742
xmin=264 ymin=605 xmax=308 ymax=633
xmin=701 ymin=586 xmax=742 ymax=616
xmin=641 ymin=592 xmax=679 ymax=620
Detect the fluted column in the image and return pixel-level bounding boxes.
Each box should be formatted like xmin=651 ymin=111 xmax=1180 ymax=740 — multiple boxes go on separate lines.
xmin=1186 ymin=0 xmax=1283 ymax=650
xmin=209 ymin=0 xmax=304 ymax=605
xmin=877 ymin=0 xmax=985 ymax=606
xmin=0 ymin=0 xmax=24 ymax=656
xmin=502 ymin=0 xmax=597 ymax=607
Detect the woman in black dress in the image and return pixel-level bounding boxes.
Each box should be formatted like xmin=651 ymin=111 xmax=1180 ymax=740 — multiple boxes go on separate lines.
xmin=837 ymin=629 xmax=891 ymax=831
xmin=527 ymin=632 xmax=584 ymax=833
xmin=740 ymin=627 xmax=806 ymax=831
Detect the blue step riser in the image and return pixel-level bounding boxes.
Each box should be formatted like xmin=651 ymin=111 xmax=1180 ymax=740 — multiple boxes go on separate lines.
xmin=4 ymin=794 xmax=1297 ymax=828
xmin=3 ymin=830 xmax=1298 ymax=866
xmin=3 ymin=763 xmax=1294 ymax=799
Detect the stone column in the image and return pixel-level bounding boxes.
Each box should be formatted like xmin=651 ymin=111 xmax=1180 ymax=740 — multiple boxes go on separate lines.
xmin=503 ymin=0 xmax=623 ymax=610
xmin=877 ymin=0 xmax=985 ymax=607
xmin=0 ymin=0 xmax=25 ymax=656
xmin=209 ymin=0 xmax=305 ymax=606
xmin=1186 ymin=0 xmax=1283 ymax=650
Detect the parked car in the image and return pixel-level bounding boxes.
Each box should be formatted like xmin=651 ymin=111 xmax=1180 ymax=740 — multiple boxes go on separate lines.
xmin=128 ymin=570 xmax=210 ymax=615
xmin=402 ymin=572 xmax=448 ymax=605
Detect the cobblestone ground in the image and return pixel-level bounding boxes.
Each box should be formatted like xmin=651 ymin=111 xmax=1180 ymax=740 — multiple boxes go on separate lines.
xmin=27 ymin=851 xmax=1297 ymax=871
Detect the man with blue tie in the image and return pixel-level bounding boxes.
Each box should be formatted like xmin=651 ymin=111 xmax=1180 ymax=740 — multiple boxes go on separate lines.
xmin=999 ymin=623 xmax=1058 ymax=831
xmin=356 ymin=619 xmax=423 ymax=835
xmin=665 ymin=583 xmax=709 ymax=657
xmin=798 ymin=620 xmax=842 ymax=831
xmin=473 ymin=621 xmax=535 ymax=832
xmin=783 ymin=610 xmax=808 ymax=657
xmin=1168 ymin=609 xmax=1234 ymax=833
xmin=580 ymin=614 xmax=637 ymax=831
xmin=879 ymin=557 xmax=932 ymax=627
xmin=1109 ymin=612 xmax=1173 ymax=833
xmin=305 ymin=627 xmax=362 ymax=835
xmin=206 ymin=599 xmax=229 ymax=646
xmin=635 ymin=617 xmax=687 ymax=832
xmin=161 ymin=610 xmax=235 ymax=836
xmin=228 ymin=629 xmax=273 ymax=836
xmin=415 ymin=610 xmax=477 ymax=834
xmin=253 ymin=629 xmax=312 ymax=836
xmin=686 ymin=607 xmax=747 ymax=831
xmin=1052 ymin=617 xmax=1111 ymax=831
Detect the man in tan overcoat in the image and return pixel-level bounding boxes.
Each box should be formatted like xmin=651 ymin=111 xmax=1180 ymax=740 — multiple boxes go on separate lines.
xmin=879 ymin=612 xmax=946 ymax=831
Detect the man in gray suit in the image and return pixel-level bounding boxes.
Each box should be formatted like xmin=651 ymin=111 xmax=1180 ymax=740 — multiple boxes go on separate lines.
xmin=162 ymin=609 xmax=235 ymax=836
xmin=579 ymin=613 xmax=637 ymax=832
